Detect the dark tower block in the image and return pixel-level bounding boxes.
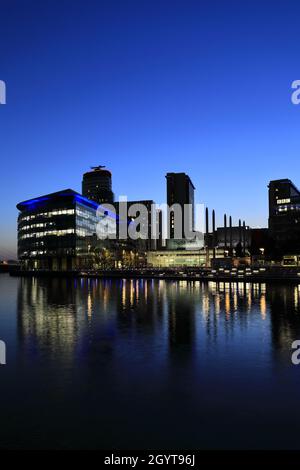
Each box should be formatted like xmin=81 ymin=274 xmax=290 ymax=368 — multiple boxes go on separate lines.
xmin=82 ymin=166 xmax=114 ymax=204
xmin=166 ymin=172 xmax=195 ymax=240
xmin=268 ymin=179 xmax=300 ymax=253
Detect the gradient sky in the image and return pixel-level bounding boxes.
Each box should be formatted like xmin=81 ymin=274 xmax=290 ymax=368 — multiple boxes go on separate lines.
xmin=1 ymin=0 xmax=300 ymax=258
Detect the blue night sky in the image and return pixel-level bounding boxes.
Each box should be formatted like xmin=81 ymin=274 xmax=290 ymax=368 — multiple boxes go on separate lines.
xmin=1 ymin=0 xmax=300 ymax=258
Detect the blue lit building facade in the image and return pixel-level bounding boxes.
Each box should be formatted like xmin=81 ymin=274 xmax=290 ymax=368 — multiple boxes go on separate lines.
xmin=17 ymin=189 xmax=104 ymax=270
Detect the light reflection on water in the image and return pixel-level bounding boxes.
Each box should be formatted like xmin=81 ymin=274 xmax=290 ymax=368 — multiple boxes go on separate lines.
xmin=1 ymin=274 xmax=300 ymax=449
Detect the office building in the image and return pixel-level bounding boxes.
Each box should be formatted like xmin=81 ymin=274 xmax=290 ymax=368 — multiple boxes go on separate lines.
xmin=165 ymin=172 xmax=195 ymax=248
xmin=147 ymin=247 xmax=226 ymax=268
xmin=17 ymin=189 xmax=117 ymax=270
xmin=113 ymin=199 xmax=159 ymax=251
xmin=268 ymin=179 xmax=300 ymax=252
xmin=82 ymin=166 xmax=114 ymax=204
xmin=17 ymin=189 xmax=151 ymax=271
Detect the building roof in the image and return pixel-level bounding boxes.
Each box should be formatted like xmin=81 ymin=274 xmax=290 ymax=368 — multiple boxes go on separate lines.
xmin=17 ymin=189 xmax=105 ymax=212
xmin=268 ymin=179 xmax=300 ymax=196
xmin=165 ymin=172 xmax=195 ymax=190
xmin=17 ymin=189 xmax=120 ymax=221
xmin=83 ymin=168 xmax=112 ymax=178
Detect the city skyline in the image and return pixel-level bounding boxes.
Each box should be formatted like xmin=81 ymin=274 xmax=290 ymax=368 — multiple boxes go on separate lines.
xmin=3 ymin=1 xmax=300 ymax=456
xmin=2 ymin=0 xmax=300 ymax=258
xmin=3 ymin=163 xmax=278 ymax=260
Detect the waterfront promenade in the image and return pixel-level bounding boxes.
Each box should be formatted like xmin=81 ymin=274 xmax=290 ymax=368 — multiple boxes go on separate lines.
xmin=9 ymin=265 xmax=300 ymax=284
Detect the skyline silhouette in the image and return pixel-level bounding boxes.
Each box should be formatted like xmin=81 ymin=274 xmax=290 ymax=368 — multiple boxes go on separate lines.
xmin=1 ymin=0 xmax=300 ymax=257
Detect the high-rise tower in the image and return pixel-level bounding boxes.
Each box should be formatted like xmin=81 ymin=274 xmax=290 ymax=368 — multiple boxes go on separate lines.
xmin=82 ymin=166 xmax=114 ymax=204
xmin=268 ymin=178 xmax=300 ymax=252
xmin=166 ymin=172 xmax=195 ymax=240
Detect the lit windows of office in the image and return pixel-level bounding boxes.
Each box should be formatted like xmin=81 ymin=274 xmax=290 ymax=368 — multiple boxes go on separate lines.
xmin=20 ymin=208 xmax=75 ymax=221
xmin=277 ymin=198 xmax=291 ymax=204
xmin=277 ymin=204 xmax=300 ymax=213
xmin=20 ymin=228 xmax=75 ymax=239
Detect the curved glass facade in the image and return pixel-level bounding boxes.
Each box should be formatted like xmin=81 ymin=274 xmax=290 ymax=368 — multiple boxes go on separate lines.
xmin=17 ymin=190 xmax=99 ymax=270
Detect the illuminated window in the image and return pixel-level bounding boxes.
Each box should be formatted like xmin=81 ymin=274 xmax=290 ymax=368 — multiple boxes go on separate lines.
xmin=277 ymin=198 xmax=291 ymax=204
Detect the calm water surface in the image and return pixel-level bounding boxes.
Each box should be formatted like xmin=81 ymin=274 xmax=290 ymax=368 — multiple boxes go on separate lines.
xmin=1 ymin=273 xmax=300 ymax=449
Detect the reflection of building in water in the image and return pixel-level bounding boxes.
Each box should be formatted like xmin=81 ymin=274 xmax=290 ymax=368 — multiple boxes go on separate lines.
xmin=18 ymin=277 xmax=170 ymax=364
xmin=260 ymin=294 xmax=267 ymax=320
xmin=17 ymin=277 xmax=80 ymax=361
xmin=199 ymin=281 xmax=271 ymax=341
xmin=267 ymin=285 xmax=300 ymax=360
xmin=18 ymin=276 xmax=300 ymax=370
xmin=167 ymin=281 xmax=196 ymax=348
xmin=116 ymin=278 xmax=166 ymax=333
xmin=17 ymin=277 xmax=121 ymax=364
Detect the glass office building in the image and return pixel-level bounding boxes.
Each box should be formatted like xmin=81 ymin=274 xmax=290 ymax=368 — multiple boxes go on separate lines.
xmin=17 ymin=189 xmax=112 ymax=270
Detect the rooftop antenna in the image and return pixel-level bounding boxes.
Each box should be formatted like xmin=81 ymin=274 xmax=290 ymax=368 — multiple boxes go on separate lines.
xmin=90 ymin=165 xmax=106 ymax=170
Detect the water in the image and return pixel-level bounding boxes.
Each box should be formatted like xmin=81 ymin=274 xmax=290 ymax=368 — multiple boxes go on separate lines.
xmin=1 ymin=273 xmax=300 ymax=449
